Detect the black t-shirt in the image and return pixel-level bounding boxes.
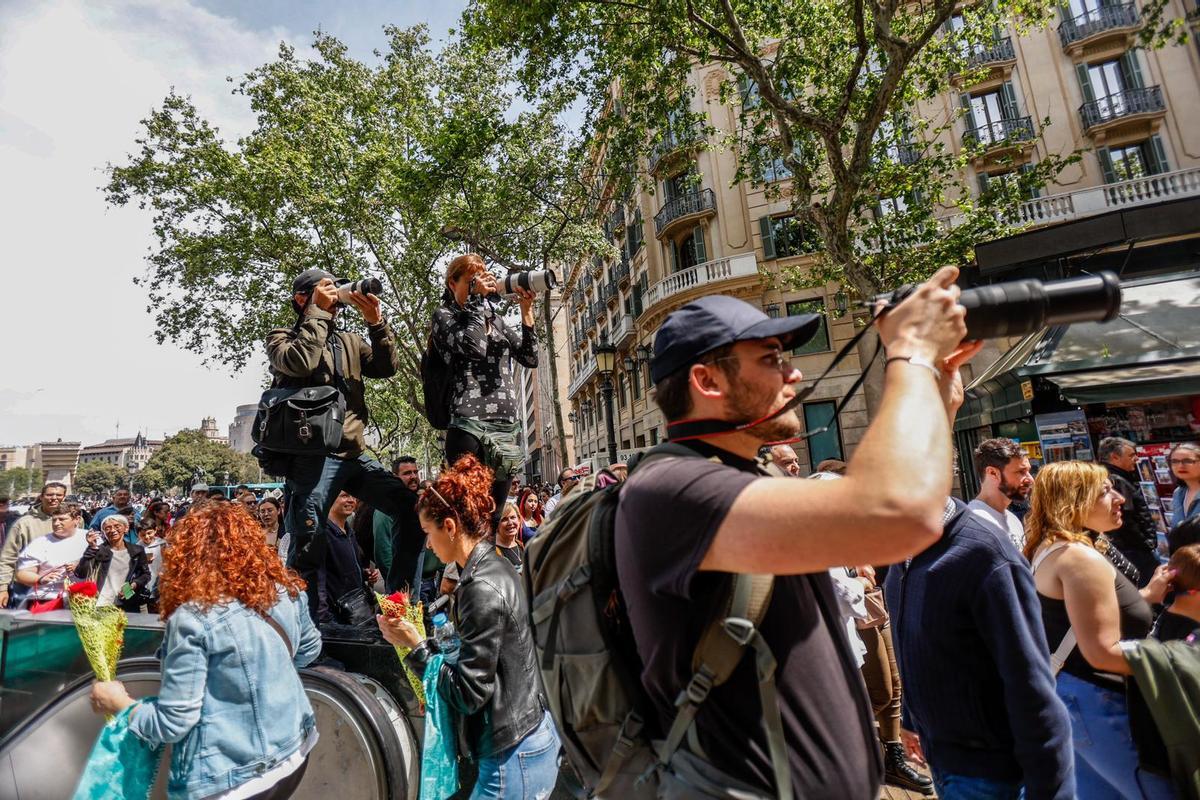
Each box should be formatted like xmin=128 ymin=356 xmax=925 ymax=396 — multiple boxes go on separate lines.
xmin=1153 ymin=609 xmax=1200 ymax=643
xmin=614 ymin=441 xmax=882 ymax=798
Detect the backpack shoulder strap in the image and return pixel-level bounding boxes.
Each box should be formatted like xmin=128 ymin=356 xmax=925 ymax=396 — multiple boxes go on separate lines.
xmin=659 ymin=573 xmax=792 ymax=800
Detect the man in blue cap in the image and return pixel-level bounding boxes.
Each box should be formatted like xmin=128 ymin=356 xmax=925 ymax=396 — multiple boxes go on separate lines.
xmin=613 ymin=266 xmax=981 ymax=799
xmin=265 ymin=268 xmax=416 ymax=621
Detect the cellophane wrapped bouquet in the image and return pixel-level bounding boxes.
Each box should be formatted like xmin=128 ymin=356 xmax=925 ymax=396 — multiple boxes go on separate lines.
xmin=376 ymin=590 xmax=426 ymax=708
xmin=66 ymin=581 xmax=127 ymax=721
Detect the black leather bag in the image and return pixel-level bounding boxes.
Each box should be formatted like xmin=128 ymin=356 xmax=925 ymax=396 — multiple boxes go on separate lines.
xmin=333 ymin=586 xmax=378 ymax=628
xmin=253 ymin=330 xmax=348 ymax=457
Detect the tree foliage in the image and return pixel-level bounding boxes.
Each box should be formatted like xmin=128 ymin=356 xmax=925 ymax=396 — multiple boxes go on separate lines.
xmin=136 ymin=430 xmax=259 ymax=493
xmin=105 ymin=27 xmax=603 ymax=462
xmin=0 ymin=468 xmax=40 ymax=499
xmin=463 ymin=0 xmax=1182 ymax=300
xmin=73 ymin=461 xmax=130 ymax=496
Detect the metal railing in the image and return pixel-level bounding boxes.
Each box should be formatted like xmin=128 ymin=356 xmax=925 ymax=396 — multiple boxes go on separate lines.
xmin=592 ymin=300 xmax=607 ymax=320
xmin=896 ymin=143 xmax=922 ymax=165
xmin=1079 ymin=86 xmax=1164 ymax=130
xmin=644 ymin=253 xmax=760 ymax=309
xmin=613 ymin=255 xmax=631 ymax=283
xmin=653 ymin=188 xmax=717 ymax=236
xmin=648 ymin=125 xmax=702 ymax=173
xmin=961 ymin=116 xmax=1035 ymax=149
xmin=964 ymin=36 xmax=1015 ymax=69
xmin=568 ymin=359 xmax=597 ymax=398
xmin=610 ymin=313 xmax=634 ymax=346
xmin=1059 ymin=2 xmax=1140 ymax=45
xmin=605 ymin=206 xmax=625 ymax=240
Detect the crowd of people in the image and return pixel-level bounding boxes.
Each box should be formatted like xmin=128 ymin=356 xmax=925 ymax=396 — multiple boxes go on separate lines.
xmin=3 ymin=260 xmax=1199 ymax=800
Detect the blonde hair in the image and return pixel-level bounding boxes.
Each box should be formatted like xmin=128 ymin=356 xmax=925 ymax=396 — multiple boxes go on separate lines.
xmin=1023 ymin=461 xmax=1110 ymax=561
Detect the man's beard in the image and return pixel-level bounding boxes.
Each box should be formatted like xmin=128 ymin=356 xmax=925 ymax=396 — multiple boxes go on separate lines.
xmin=727 ymin=381 xmax=801 ymax=444
xmin=999 ymin=477 xmax=1030 ymax=503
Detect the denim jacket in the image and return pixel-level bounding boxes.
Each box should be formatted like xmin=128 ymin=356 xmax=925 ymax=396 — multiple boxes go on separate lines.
xmin=128 ymin=587 xmax=322 ymax=799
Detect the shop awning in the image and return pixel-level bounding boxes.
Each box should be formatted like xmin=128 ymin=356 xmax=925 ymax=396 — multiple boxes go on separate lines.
xmin=956 ymin=272 xmax=1200 ymax=430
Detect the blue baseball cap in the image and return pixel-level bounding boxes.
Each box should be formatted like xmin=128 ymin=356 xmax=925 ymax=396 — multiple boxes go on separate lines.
xmin=650 ymin=295 xmax=821 ymax=383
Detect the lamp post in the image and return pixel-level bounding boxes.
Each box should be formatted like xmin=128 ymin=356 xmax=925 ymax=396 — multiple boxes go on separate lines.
xmin=593 ymin=340 xmax=619 ymax=465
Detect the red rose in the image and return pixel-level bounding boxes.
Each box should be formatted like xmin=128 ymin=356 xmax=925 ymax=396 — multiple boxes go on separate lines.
xmin=68 ymin=581 xmax=99 ymax=597
xmin=386 ymin=590 xmax=410 ymax=606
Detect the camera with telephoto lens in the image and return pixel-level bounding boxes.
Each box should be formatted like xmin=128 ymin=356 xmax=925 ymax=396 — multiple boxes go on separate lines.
xmin=875 ymin=271 xmax=1122 ymax=340
xmin=335 ymin=277 xmax=384 ymax=304
xmin=500 ymin=269 xmax=557 ymax=299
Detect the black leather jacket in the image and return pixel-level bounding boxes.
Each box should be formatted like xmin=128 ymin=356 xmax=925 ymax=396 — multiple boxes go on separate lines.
xmin=405 ymin=540 xmax=545 ymax=758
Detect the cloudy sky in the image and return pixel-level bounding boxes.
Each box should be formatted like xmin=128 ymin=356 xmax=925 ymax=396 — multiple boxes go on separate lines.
xmin=0 ymin=0 xmax=463 ymax=447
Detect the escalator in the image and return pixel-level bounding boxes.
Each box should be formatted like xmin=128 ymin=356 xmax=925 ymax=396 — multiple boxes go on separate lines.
xmin=0 ymin=614 xmax=421 ymax=799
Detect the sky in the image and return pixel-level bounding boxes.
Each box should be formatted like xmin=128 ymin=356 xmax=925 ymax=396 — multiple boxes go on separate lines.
xmin=0 ymin=0 xmax=464 ymax=447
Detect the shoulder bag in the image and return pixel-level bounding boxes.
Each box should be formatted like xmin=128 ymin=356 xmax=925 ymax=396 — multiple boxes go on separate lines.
xmin=253 ymin=324 xmax=348 ymax=458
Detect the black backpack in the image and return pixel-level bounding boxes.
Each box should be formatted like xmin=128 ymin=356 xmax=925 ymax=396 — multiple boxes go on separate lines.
xmin=420 ymin=332 xmax=455 ymax=431
xmin=524 ymin=444 xmax=790 ymax=799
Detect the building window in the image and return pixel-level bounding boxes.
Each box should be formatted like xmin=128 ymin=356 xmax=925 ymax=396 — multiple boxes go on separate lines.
xmin=1075 ymin=52 xmax=1145 ymax=122
xmin=649 ymin=427 xmax=660 ymax=445
xmin=786 ymin=299 xmax=832 ymax=355
xmin=804 ymin=401 xmax=845 ymax=469
xmin=1099 ymin=136 xmax=1168 ymax=182
xmin=962 ymin=82 xmax=1021 ymax=145
xmin=978 ymin=164 xmax=1040 ymax=200
xmin=759 ymin=215 xmax=819 ymax=260
xmin=668 ymin=225 xmax=708 ymax=273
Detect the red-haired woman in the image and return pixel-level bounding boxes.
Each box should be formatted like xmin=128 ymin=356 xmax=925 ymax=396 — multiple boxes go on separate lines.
xmin=377 ymin=454 xmax=558 ymax=799
xmin=516 ymin=487 xmax=543 ymax=542
xmin=88 ymin=503 xmax=322 ymax=800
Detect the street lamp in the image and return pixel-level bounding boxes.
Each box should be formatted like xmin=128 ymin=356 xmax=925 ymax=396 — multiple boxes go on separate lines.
xmin=593 ymin=339 xmax=619 ymax=465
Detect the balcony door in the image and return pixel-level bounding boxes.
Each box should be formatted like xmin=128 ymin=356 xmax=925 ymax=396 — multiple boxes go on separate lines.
xmin=969 ymin=91 xmax=1006 ymax=143
xmin=1080 ymin=53 xmax=1143 ymax=120
xmin=668 ymin=225 xmax=707 ymax=274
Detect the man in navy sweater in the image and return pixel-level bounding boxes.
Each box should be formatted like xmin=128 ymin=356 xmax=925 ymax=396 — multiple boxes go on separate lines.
xmin=884 ymin=497 xmax=1074 ymax=800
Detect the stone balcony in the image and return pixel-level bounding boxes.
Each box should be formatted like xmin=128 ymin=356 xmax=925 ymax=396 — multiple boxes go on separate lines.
xmin=644 ymin=252 xmax=760 ymax=311
xmin=568 ymin=358 xmax=597 ymax=399
xmin=1006 ymin=167 xmax=1200 ymax=227
xmin=610 ymin=312 xmax=635 ymax=348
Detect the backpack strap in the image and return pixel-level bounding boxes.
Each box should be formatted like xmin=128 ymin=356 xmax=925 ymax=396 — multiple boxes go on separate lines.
xmin=658 ymin=573 xmax=792 ymax=800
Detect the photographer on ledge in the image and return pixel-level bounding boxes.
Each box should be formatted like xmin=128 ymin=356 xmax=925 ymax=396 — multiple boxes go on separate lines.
xmin=431 ymin=254 xmax=538 ymax=525
xmin=266 ymin=268 xmax=417 ymax=621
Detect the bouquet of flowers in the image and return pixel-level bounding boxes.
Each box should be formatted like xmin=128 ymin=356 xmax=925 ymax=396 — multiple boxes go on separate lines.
xmin=67 ymin=580 xmax=127 ymax=718
xmin=376 ymin=590 xmax=426 ymax=708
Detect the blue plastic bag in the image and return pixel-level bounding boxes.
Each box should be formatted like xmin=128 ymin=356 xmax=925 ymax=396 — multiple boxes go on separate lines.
xmin=73 ymin=699 xmax=164 ymax=800
xmin=421 ymin=654 xmax=460 ymax=800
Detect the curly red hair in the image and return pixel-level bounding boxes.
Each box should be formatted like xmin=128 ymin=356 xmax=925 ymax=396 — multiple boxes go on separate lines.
xmin=416 ymin=453 xmax=495 ymax=539
xmin=158 ymin=502 xmax=305 ymax=619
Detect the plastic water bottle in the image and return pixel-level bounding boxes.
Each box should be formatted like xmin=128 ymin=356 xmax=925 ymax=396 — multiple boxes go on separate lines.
xmin=432 ymin=612 xmax=461 ymax=665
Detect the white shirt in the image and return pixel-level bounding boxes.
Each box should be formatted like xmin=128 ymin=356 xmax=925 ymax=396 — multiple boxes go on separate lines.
xmin=967 ymin=499 xmax=1026 ymax=554
xmin=15 ymin=531 xmax=90 ymax=600
xmin=542 ymin=492 xmax=562 ymax=518
xmin=97 ymin=548 xmax=132 ymax=606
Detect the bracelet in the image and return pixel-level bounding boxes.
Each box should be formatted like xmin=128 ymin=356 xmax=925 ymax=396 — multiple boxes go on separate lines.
xmin=885 ymin=354 xmax=941 ymax=380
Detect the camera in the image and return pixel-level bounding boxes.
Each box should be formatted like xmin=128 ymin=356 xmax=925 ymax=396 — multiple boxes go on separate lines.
xmin=336 ymin=277 xmax=383 ymax=304
xmin=876 ymin=271 xmax=1122 ymax=340
xmin=500 ymin=269 xmax=558 ymax=299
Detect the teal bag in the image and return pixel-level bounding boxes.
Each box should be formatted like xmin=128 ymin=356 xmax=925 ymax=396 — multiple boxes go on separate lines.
xmin=73 ymin=700 xmax=164 ymax=800
xmin=420 ymin=655 xmax=460 ymax=800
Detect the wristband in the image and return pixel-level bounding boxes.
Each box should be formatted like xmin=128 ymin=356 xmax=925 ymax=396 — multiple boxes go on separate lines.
xmin=885 ymin=354 xmax=941 ymax=380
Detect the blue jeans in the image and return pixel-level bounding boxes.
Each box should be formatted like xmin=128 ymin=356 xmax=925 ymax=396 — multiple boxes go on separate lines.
xmin=931 ymin=769 xmax=1023 ymax=800
xmin=283 ymin=453 xmax=414 ymax=620
xmin=471 ymin=711 xmax=560 ymax=800
xmin=1056 ymin=672 xmax=1174 ymax=800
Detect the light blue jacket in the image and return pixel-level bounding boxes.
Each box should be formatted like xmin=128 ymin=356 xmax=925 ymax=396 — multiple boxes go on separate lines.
xmin=127 ymin=587 xmax=322 ymax=799
xmin=1173 ymin=485 xmax=1200 ymax=525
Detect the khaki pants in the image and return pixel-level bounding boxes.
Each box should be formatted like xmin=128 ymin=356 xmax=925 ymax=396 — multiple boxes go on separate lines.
xmin=859 ymin=623 xmax=902 ymax=743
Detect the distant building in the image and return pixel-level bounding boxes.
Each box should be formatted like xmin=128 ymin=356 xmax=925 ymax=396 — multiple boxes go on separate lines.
xmin=200 ymin=416 xmax=229 ymax=447
xmin=78 ymin=433 xmax=163 ymax=473
xmin=31 ymin=439 xmax=81 ymax=491
xmin=0 ymin=446 xmax=29 ymax=472
xmin=518 ymin=289 xmax=576 ymax=486
xmin=227 ymin=404 xmax=258 ymax=454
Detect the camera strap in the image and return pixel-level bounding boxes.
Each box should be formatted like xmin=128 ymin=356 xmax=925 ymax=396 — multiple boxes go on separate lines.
xmin=666 ymin=320 xmax=882 ymax=445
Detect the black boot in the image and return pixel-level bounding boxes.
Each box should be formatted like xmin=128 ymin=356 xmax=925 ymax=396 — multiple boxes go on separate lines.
xmin=884 ymin=741 xmax=934 ymax=795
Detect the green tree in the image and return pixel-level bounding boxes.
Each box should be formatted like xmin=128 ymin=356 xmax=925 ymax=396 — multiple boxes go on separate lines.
xmin=0 ymin=467 xmax=39 ymax=499
xmin=73 ymin=461 xmax=130 ymax=496
xmin=105 ymin=28 xmax=603 ymax=462
xmin=463 ymin=0 xmax=1185 ymax=408
xmin=136 ymin=430 xmax=260 ymax=493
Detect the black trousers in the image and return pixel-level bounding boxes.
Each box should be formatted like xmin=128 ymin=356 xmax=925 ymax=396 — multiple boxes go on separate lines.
xmin=243 ymin=756 xmax=309 ymax=800
xmin=444 ymin=426 xmax=512 ymax=530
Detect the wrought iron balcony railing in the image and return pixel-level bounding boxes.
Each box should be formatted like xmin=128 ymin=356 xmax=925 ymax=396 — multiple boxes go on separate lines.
xmin=964 ymin=36 xmax=1015 ymax=69
xmin=1059 ymin=2 xmax=1140 ymax=45
xmin=1079 ymin=86 xmax=1165 ymax=130
xmin=961 ymin=116 xmax=1035 ymax=149
xmin=653 ymin=188 xmax=717 ymax=236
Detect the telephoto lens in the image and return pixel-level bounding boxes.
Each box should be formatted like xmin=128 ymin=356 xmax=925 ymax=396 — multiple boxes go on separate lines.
xmin=335 ymin=277 xmax=384 ymax=304
xmin=501 ymin=269 xmax=558 ymax=298
xmin=875 ymin=271 xmax=1122 ymax=340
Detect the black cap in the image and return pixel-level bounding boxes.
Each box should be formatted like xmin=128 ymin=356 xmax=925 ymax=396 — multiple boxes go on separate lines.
xmin=650 ymin=295 xmax=821 ymax=383
xmin=291 ymin=268 xmax=340 ymax=295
